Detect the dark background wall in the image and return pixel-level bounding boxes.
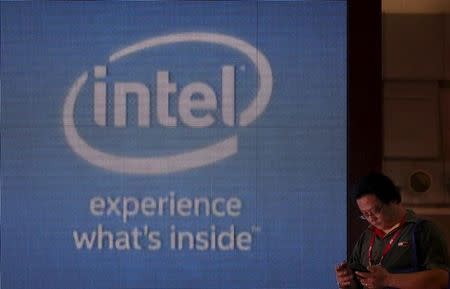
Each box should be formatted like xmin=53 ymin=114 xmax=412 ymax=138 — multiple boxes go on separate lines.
xmin=348 ymin=0 xmax=450 ymax=256
xmin=382 ymin=12 xmax=450 ymax=253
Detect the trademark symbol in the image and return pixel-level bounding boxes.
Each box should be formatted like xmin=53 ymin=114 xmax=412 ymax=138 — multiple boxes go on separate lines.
xmin=251 ymin=225 xmax=261 ymax=233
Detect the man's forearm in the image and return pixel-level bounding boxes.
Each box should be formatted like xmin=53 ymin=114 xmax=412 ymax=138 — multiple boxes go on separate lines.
xmin=385 ymin=269 xmax=448 ymax=289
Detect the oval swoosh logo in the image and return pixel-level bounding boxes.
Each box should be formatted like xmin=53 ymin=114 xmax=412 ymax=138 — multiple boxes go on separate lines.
xmin=63 ymin=32 xmax=272 ymax=174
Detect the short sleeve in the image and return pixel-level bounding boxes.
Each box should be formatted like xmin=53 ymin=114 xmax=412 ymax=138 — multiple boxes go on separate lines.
xmin=349 ymin=239 xmax=362 ymax=268
xmin=348 ymin=231 xmax=369 ymax=289
xmin=416 ymin=220 xmax=450 ymax=271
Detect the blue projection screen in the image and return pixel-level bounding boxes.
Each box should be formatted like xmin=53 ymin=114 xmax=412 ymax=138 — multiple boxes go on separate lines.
xmin=1 ymin=1 xmax=347 ymax=289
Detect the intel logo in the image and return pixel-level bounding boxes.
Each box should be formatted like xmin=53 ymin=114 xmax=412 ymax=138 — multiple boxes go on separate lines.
xmin=63 ymin=32 xmax=272 ymax=174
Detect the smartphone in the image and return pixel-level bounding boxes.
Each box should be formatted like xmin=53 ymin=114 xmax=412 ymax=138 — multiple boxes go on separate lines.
xmin=349 ymin=263 xmax=369 ymax=272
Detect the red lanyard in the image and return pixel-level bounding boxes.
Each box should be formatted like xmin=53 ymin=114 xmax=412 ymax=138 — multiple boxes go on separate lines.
xmin=367 ymin=224 xmax=404 ymax=266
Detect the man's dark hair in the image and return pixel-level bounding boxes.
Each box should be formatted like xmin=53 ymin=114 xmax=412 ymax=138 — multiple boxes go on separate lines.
xmin=352 ymin=172 xmax=401 ymax=204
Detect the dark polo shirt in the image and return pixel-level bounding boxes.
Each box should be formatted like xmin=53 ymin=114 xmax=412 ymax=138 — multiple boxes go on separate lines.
xmin=349 ymin=210 xmax=449 ymax=274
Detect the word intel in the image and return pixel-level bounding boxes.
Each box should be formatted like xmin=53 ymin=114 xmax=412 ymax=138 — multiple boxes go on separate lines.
xmin=93 ymin=65 xmax=236 ymax=128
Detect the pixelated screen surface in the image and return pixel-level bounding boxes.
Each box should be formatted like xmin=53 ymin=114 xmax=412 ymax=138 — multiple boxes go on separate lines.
xmin=1 ymin=1 xmax=347 ymax=288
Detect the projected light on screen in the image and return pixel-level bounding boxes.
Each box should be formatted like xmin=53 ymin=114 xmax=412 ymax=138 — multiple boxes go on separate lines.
xmin=1 ymin=1 xmax=347 ymax=288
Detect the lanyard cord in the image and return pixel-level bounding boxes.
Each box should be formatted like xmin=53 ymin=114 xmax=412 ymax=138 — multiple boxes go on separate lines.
xmin=367 ymin=224 xmax=405 ymax=267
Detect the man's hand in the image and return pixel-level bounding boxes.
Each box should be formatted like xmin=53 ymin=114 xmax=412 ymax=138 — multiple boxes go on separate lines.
xmin=335 ymin=261 xmax=354 ymax=288
xmin=355 ymin=265 xmax=389 ymax=289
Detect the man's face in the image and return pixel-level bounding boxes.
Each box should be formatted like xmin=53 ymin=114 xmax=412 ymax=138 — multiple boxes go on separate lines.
xmin=356 ymin=194 xmax=392 ymax=230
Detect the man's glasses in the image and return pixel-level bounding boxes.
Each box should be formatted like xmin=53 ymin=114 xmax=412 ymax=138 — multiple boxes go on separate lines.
xmin=359 ymin=204 xmax=384 ymax=221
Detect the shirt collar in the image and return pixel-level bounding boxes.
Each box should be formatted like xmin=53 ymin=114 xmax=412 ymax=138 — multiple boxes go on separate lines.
xmin=404 ymin=209 xmax=418 ymax=223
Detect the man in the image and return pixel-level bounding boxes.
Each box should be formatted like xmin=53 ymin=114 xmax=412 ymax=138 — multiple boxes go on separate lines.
xmin=335 ymin=172 xmax=449 ymax=289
